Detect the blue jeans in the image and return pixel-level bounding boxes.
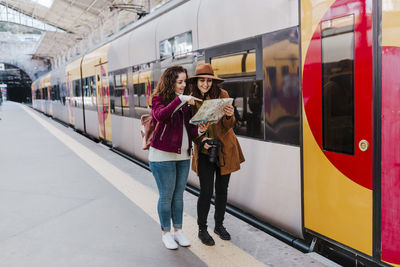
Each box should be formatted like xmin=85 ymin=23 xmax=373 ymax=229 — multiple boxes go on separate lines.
xmin=149 ymin=160 xmax=190 ymax=231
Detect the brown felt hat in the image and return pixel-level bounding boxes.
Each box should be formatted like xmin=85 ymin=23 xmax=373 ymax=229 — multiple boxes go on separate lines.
xmin=188 ymin=63 xmax=224 ymax=82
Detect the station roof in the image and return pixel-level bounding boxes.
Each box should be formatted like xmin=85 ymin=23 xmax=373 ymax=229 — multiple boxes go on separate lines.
xmin=0 ymin=0 xmax=160 ymax=61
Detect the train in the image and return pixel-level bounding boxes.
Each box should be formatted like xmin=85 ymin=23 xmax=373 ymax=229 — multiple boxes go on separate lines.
xmin=31 ymin=0 xmax=400 ymax=266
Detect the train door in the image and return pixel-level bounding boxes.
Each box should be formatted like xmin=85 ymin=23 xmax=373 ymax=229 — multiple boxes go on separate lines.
xmin=95 ymin=60 xmax=112 ymax=142
xmin=66 ymin=72 xmax=75 ymax=126
xmin=301 ymin=0 xmax=373 ymax=256
xmin=381 ymin=1 xmax=400 ymax=265
xmin=47 ymin=85 xmax=53 ymax=116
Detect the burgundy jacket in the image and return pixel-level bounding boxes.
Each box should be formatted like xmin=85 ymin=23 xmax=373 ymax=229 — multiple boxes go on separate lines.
xmin=150 ymin=95 xmax=199 ymax=154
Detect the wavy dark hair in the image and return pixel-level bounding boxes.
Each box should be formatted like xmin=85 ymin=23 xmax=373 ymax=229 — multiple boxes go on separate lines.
xmin=152 ymin=65 xmax=188 ymax=105
xmin=189 ymin=77 xmax=221 ymax=100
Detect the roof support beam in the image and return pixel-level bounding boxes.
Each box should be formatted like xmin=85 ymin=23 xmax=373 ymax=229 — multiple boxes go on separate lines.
xmin=0 ymin=1 xmax=71 ymax=32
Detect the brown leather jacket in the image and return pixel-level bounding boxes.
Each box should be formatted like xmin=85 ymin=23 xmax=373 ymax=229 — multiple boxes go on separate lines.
xmin=192 ymin=89 xmax=245 ymax=175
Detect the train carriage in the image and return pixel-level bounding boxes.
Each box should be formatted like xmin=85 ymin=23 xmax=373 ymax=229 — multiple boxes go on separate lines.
xmin=301 ymin=0 xmax=400 ymax=266
xmin=381 ymin=2 xmax=400 ymax=265
xmin=31 ymin=0 xmax=400 ymax=265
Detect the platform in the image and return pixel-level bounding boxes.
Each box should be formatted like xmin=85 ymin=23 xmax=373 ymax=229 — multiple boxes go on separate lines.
xmin=0 ymin=102 xmax=337 ymax=267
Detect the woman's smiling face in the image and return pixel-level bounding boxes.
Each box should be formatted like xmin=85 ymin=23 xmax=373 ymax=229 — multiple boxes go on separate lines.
xmin=197 ymin=77 xmax=213 ymax=96
xmin=174 ymin=72 xmax=187 ymax=95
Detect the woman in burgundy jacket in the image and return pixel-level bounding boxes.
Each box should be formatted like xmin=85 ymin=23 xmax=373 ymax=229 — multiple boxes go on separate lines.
xmin=149 ymin=65 xmax=208 ymax=250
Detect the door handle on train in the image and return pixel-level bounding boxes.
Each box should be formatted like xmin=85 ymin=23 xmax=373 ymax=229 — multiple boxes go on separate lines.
xmin=358 ymin=139 xmax=369 ymax=152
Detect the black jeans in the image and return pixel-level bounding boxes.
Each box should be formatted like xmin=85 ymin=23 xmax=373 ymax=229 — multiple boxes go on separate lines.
xmin=197 ymin=153 xmax=231 ymax=230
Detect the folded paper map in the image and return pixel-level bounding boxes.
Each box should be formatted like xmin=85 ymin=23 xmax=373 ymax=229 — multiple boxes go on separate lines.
xmin=190 ymin=98 xmax=233 ymax=124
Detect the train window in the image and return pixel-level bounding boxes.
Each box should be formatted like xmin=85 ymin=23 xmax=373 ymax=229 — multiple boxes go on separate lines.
xmin=211 ymin=50 xmax=263 ymax=140
xmin=221 ymin=80 xmax=264 ymax=140
xmin=61 ymin=83 xmax=66 ymax=105
xmin=108 ymin=73 xmax=114 ymax=96
xmin=121 ymin=74 xmax=127 ymax=87
xmin=108 ymin=72 xmax=118 ymax=115
xmin=82 ymin=78 xmax=89 ymax=97
xmin=73 ymin=80 xmax=81 ymax=97
xmin=108 ymin=74 xmax=116 ymax=114
xmin=73 ymin=80 xmax=81 ymax=107
xmin=81 ymin=77 xmax=95 ymax=110
xmin=56 ymin=85 xmax=60 ymax=101
xmin=119 ymin=73 xmax=130 ymax=117
xmin=43 ymin=88 xmax=48 ymax=100
xmin=51 ymin=85 xmax=57 ymax=101
xmin=266 ymin=67 xmax=277 ymax=97
xmin=211 ymin=50 xmax=256 ymax=78
xmin=160 ymin=31 xmax=192 ymax=59
xmin=111 ymin=70 xmax=130 ymax=117
xmin=89 ymin=76 xmax=96 ymax=106
xmin=321 ymin=15 xmax=354 ymax=155
xmin=132 ymin=63 xmax=153 ymax=118
xmin=115 ymin=74 xmax=121 ymax=87
xmin=262 ymin=27 xmax=300 ymax=145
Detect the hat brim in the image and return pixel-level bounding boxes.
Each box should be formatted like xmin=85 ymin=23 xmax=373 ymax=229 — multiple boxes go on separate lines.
xmin=187 ymin=74 xmax=224 ymax=82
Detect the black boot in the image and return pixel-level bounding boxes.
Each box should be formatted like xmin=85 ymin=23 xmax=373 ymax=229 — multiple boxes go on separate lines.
xmin=198 ymin=229 xmax=215 ymax=246
xmin=214 ymin=225 xmax=231 ymax=240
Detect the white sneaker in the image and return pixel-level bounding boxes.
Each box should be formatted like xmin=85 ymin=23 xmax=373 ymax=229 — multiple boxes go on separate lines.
xmin=162 ymin=232 xmax=178 ymax=250
xmin=174 ymin=230 xmax=191 ymax=247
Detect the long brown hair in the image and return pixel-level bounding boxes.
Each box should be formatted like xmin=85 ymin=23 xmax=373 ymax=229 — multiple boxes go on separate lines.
xmin=153 ymin=65 xmax=188 ymax=105
xmin=189 ymin=77 xmax=221 ymax=100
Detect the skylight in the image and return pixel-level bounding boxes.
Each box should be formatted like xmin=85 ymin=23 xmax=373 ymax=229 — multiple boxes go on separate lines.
xmin=0 ymin=4 xmax=65 ymax=32
xmin=31 ymin=0 xmax=54 ymax=9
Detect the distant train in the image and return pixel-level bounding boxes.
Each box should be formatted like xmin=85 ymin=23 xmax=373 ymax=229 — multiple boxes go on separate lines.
xmin=31 ymin=0 xmax=400 ymax=266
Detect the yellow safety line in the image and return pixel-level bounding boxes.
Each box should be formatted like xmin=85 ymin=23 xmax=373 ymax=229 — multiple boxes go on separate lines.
xmin=22 ymin=105 xmax=266 ymax=267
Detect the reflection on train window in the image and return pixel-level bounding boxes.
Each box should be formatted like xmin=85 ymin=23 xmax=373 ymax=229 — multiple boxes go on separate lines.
xmin=132 ymin=64 xmax=153 ymax=119
xmin=61 ymin=83 xmax=66 ymax=105
xmin=113 ymin=88 xmax=123 ymax=116
xmin=210 ymin=49 xmax=262 ymax=139
xmin=90 ymin=77 xmax=96 ymax=104
xmin=160 ymin=31 xmax=192 ymax=59
xmin=321 ymin=15 xmax=354 ymax=155
xmin=111 ymin=70 xmax=130 ymax=117
xmin=108 ymin=74 xmax=116 ymax=114
xmin=211 ymin=50 xmax=256 ymax=79
xmin=43 ymin=87 xmax=48 ymax=100
xmin=263 ymin=27 xmax=300 ymax=145
xmin=73 ymin=80 xmax=80 ymax=96
xmin=121 ymin=73 xmax=127 ymax=87
xmin=72 ymin=80 xmax=81 ymax=107
xmin=266 ymin=67 xmax=277 ymax=97
xmin=221 ymin=80 xmax=264 ymax=139
xmin=115 ymin=74 xmax=121 ymax=87
xmin=51 ymin=85 xmax=57 ymax=101
xmin=82 ymin=76 xmax=96 ymax=110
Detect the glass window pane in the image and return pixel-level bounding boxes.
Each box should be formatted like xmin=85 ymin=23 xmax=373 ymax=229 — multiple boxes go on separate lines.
xmin=211 ymin=50 xmax=256 ymax=79
xmin=263 ymin=27 xmax=300 ymax=145
xmin=321 ymin=15 xmax=354 ymax=155
xmin=131 ymin=64 xmax=153 ymax=118
xmin=220 ymin=80 xmax=264 ymax=140
xmin=90 ymin=76 xmax=96 ymax=106
xmin=160 ymin=31 xmax=192 ymax=59
xmin=210 ymin=49 xmax=263 ymax=140
xmin=115 ymin=74 xmax=121 ymax=87
xmin=173 ymin=32 xmax=192 ymax=57
xmin=121 ymin=73 xmax=127 ymax=87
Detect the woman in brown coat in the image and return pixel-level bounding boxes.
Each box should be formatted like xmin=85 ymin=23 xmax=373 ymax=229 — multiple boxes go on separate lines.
xmin=189 ymin=63 xmax=245 ymax=246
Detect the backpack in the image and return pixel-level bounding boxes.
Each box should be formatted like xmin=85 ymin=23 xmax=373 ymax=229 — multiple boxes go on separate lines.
xmin=140 ymin=113 xmax=158 ymax=150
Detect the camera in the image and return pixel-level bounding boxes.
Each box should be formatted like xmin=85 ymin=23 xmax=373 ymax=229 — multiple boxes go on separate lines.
xmin=202 ymin=139 xmax=222 ymax=164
